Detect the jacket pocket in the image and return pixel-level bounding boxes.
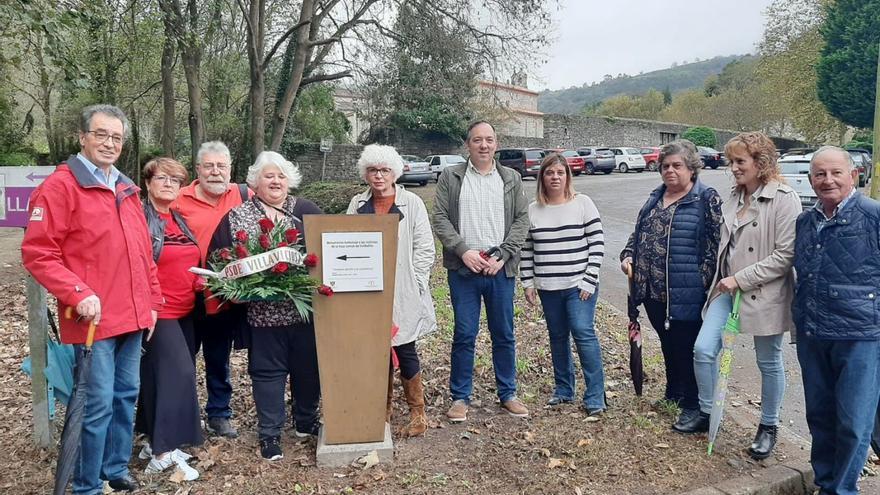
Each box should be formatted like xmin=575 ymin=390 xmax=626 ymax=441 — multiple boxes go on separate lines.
xmin=827 ymin=284 xmax=877 ymax=327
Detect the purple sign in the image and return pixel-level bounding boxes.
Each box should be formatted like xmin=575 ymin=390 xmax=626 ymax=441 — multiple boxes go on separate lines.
xmin=0 ymin=166 xmax=57 ymax=228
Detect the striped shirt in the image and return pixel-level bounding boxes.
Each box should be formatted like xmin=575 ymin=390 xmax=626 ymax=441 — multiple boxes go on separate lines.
xmin=458 ymin=161 xmax=505 ymax=251
xmin=520 ymin=194 xmax=605 ymax=293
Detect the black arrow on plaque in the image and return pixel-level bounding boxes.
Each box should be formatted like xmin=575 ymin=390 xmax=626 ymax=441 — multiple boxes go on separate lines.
xmin=336 ymin=255 xmax=369 ymax=261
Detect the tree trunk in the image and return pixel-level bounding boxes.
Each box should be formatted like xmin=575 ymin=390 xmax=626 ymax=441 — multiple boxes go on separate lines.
xmin=160 ymin=15 xmax=176 ymax=157
xmin=245 ymin=0 xmax=266 ymax=158
xmin=268 ymin=0 xmax=315 ymax=151
xmin=181 ymin=45 xmax=205 ymax=166
xmin=34 ymin=38 xmax=57 ymax=162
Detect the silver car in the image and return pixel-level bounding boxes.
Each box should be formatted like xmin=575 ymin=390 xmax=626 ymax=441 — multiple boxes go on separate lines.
xmin=779 ymin=154 xmax=817 ymax=210
xmin=398 ymin=155 xmax=432 ymax=186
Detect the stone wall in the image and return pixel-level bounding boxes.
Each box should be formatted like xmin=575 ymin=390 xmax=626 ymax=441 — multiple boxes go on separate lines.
xmin=291 ymin=114 xmax=805 ymax=183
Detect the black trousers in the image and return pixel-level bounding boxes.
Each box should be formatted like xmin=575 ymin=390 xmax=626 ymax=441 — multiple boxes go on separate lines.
xmin=643 ymin=299 xmax=702 ymax=411
xmin=135 ymin=316 xmax=203 ymax=454
xmin=191 ymin=303 xmax=244 ymax=419
xmin=392 ymin=341 xmax=420 ymax=380
xmin=248 ymin=322 xmax=320 ymax=438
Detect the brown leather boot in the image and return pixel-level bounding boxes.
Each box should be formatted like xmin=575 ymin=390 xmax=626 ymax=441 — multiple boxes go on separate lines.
xmin=400 ymin=372 xmax=428 ymax=437
xmin=385 ymin=369 xmax=394 ymax=424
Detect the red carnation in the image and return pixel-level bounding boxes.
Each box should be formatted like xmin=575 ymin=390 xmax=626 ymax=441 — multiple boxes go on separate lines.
xmin=272 ymin=262 xmax=290 ymax=274
xmin=235 ymin=230 xmax=249 ymax=242
xmin=479 ymin=250 xmax=490 ymax=260
xmin=193 ymin=276 xmax=207 ymax=292
xmin=258 ymin=218 xmax=274 ymax=233
xmin=317 ymin=284 xmax=334 ymax=297
xmin=304 ymin=253 xmax=318 ymax=267
xmin=218 ymin=248 xmax=233 ymax=261
xmin=285 ymin=228 xmax=300 ymax=243
xmin=277 ymin=241 xmax=289 ymax=247
xmin=235 ymin=244 xmax=250 ymax=258
xmin=259 ymin=234 xmax=271 ymax=249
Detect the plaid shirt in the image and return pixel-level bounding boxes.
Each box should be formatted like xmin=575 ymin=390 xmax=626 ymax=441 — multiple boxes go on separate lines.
xmin=815 ymin=188 xmax=857 ymax=233
xmin=458 ymin=161 xmax=505 ymax=251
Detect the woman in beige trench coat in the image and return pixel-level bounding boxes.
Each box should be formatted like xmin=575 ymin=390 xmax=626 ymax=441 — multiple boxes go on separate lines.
xmin=678 ymin=133 xmax=801 ymax=461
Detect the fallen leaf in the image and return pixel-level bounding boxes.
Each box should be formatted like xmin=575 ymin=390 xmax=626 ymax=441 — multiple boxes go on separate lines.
xmin=169 ymin=468 xmax=187 ymax=484
xmin=654 ymin=443 xmax=670 ymax=449
xmin=539 ymin=448 xmax=551 ymax=457
xmin=577 ymin=439 xmax=593 ymax=448
xmin=575 ymin=487 xmax=584 ymax=495
xmin=197 ymin=458 xmax=215 ymax=470
xmin=354 ymin=450 xmax=379 ymax=470
xmin=731 ymin=401 xmax=743 ymax=407
xmin=585 ymin=416 xmax=601 ymax=423
xmin=372 ymin=469 xmax=387 ymax=481
xmin=467 ymin=427 xmax=481 ymax=435
xmin=523 ymin=431 xmax=535 ymax=443
xmin=568 ymin=460 xmax=577 ymax=471
xmin=547 ymin=458 xmax=565 ymax=469
xmin=332 ymin=473 xmax=347 ymax=478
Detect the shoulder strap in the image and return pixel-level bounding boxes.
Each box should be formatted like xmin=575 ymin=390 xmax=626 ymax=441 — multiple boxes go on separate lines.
xmin=238 ymin=183 xmax=249 ymax=204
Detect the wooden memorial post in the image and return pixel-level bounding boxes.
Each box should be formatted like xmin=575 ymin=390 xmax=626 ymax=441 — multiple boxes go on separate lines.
xmin=304 ymin=214 xmax=398 ymax=459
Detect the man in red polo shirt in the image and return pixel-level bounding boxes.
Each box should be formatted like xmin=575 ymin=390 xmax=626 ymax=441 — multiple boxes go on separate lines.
xmin=172 ymin=141 xmax=250 ymax=438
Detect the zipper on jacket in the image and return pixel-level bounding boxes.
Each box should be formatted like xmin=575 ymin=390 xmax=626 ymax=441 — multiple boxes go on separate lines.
xmin=664 ymin=204 xmax=678 ymax=330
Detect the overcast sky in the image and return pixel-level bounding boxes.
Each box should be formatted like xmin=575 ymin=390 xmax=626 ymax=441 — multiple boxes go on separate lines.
xmin=534 ymin=0 xmax=775 ymax=90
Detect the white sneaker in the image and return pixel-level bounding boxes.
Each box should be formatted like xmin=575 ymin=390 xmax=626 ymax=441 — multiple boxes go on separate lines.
xmin=172 ymin=457 xmax=199 ymax=481
xmin=170 ymin=449 xmax=192 ymax=462
xmin=145 ymin=453 xmax=199 ymax=481
xmin=138 ymin=444 xmax=152 ymax=460
xmin=145 ymin=454 xmax=175 ymax=474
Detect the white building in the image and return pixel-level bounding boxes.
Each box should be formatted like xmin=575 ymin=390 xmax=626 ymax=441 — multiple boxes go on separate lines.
xmin=476 ymin=79 xmax=544 ymax=139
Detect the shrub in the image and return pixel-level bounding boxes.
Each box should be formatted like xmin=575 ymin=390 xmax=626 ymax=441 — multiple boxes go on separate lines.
xmin=295 ymin=181 xmax=366 ymax=214
xmin=682 ymin=127 xmax=717 ymax=148
xmin=0 ymin=152 xmax=37 ymax=166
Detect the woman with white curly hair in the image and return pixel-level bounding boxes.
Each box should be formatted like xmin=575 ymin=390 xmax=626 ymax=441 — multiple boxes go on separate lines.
xmin=207 ymin=150 xmax=323 ymax=460
xmin=347 ymin=144 xmax=437 ymax=437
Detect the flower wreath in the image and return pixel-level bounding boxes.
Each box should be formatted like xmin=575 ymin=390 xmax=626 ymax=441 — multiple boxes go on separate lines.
xmin=197 ymin=217 xmax=332 ymax=321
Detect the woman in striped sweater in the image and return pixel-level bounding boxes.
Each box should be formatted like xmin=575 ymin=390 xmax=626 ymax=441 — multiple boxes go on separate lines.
xmin=521 ymin=153 xmax=607 ymax=415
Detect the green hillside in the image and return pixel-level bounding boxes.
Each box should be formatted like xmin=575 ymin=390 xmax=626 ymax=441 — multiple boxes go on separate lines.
xmin=538 ymin=55 xmax=751 ymax=114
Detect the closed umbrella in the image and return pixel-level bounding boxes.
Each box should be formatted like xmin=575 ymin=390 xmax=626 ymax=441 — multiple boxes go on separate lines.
xmin=53 ymin=308 xmax=98 ymax=495
xmin=626 ymin=266 xmax=643 ymax=396
xmin=707 ymin=290 xmax=742 ymax=455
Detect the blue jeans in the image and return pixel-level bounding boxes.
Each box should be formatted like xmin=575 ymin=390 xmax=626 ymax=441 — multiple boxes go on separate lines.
xmin=538 ymin=287 xmax=606 ymax=409
xmin=797 ymin=336 xmax=880 ymax=495
xmin=73 ymin=331 xmax=142 ymax=495
xmin=448 ymin=270 xmax=517 ymax=402
xmin=694 ymin=293 xmax=786 ymax=425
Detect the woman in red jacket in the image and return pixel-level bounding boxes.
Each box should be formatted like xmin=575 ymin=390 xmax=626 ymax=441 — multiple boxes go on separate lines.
xmin=135 ymin=158 xmax=203 ymax=479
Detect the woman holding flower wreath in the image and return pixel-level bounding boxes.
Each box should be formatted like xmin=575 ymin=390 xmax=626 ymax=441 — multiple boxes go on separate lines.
xmin=346 ymin=144 xmax=437 ymax=437
xmin=207 ymin=151 xmax=323 ymax=461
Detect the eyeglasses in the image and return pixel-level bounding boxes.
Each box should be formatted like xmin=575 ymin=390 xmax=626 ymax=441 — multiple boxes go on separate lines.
xmin=200 ymin=162 xmax=230 ymax=171
xmin=87 ymin=130 xmax=125 ymax=146
xmin=366 ymin=167 xmax=394 ymax=177
xmin=151 ymin=175 xmax=183 ymax=186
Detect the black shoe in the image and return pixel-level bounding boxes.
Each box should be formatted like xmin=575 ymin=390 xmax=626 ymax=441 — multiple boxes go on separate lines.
xmin=748 ymin=423 xmax=778 ymax=460
xmin=673 ymin=409 xmax=710 ymax=434
xmin=260 ymin=435 xmax=283 ymax=461
xmin=108 ymin=474 xmax=138 ymax=491
xmin=206 ymin=417 xmax=239 ymax=438
xmin=545 ymin=396 xmax=574 ymax=407
xmin=294 ymin=422 xmax=321 ymax=438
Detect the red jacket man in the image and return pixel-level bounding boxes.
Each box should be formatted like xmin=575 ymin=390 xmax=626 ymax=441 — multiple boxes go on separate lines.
xmin=21 ymin=105 xmax=160 ymax=494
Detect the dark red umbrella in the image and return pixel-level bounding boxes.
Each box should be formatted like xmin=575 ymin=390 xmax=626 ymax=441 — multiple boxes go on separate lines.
xmin=54 ymin=308 xmax=98 ymax=495
xmin=626 ymin=266 xmax=643 ymax=396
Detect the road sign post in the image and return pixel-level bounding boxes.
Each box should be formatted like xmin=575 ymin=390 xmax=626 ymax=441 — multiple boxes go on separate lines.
xmin=320 ymin=139 xmax=333 ymax=181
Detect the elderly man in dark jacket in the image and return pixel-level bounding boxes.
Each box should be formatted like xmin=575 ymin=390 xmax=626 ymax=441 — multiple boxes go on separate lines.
xmin=793 ymin=146 xmax=880 ymax=495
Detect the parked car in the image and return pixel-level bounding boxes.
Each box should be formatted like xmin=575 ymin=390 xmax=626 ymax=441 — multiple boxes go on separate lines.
xmin=545 ymin=149 xmax=586 ymax=175
xmin=576 ymin=147 xmax=616 ymax=175
xmin=495 ymin=148 xmax=545 ymax=178
xmin=398 ymin=155 xmax=431 ymax=186
xmin=779 ymin=153 xmax=817 ymax=210
xmin=639 ymin=146 xmax=661 ymax=171
xmin=846 ymin=148 xmax=872 ymax=187
xmin=609 ymin=147 xmax=647 ymax=173
xmin=426 ymin=154 xmax=466 ymax=180
xmin=697 ymin=146 xmax=724 ymax=169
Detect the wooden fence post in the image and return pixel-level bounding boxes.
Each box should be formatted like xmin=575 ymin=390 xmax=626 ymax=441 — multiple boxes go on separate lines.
xmin=27 ymin=275 xmax=52 ymax=447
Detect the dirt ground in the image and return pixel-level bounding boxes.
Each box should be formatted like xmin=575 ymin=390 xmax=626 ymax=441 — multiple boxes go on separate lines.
xmin=0 ymin=226 xmax=782 ymax=494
